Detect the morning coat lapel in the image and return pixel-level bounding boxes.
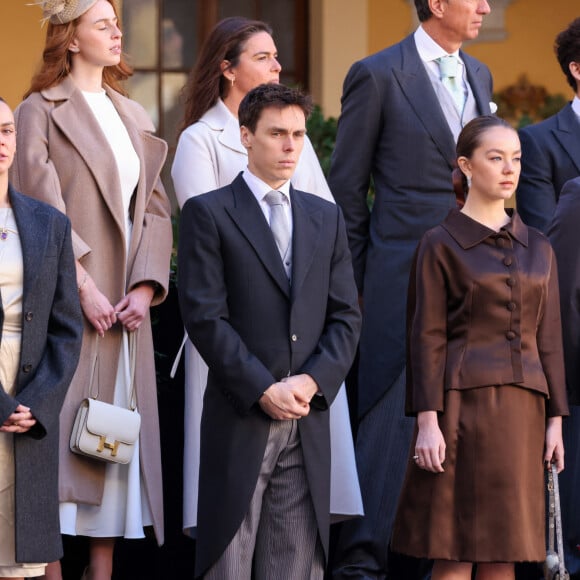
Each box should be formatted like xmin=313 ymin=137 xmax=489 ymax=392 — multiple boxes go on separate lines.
xmin=554 ymin=104 xmax=580 ymax=174
xmin=393 ymin=35 xmax=457 ymax=168
xmin=225 ymin=174 xmax=290 ymax=297
xmin=45 ymin=78 xmax=125 ymax=235
xmin=290 ymin=188 xmax=322 ymax=302
xmin=461 ymin=51 xmax=492 ymax=116
xmin=8 ymin=185 xmax=48 ymax=298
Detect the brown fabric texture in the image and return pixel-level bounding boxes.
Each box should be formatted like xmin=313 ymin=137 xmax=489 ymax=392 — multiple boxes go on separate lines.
xmin=392 ymin=386 xmax=546 ymax=562
xmin=405 ymin=209 xmax=568 ymax=419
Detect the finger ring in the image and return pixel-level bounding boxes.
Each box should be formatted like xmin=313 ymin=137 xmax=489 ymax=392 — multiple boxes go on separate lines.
xmin=413 ymin=455 xmax=419 ymax=461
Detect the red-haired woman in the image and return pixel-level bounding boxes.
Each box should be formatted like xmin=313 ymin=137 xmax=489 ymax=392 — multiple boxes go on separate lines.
xmin=11 ymin=1 xmax=172 ymax=578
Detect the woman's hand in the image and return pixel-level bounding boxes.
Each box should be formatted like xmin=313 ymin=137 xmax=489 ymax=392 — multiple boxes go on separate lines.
xmin=414 ymin=410 xmax=446 ymax=473
xmin=114 ymin=283 xmax=156 ymax=332
xmin=79 ymin=274 xmax=117 ymax=337
xmin=544 ymin=416 xmax=564 ymax=473
xmin=0 ymin=404 xmax=37 ymax=433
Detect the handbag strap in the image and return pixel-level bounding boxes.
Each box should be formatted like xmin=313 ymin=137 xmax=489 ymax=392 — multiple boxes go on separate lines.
xmin=87 ymin=331 xmax=138 ymax=412
xmin=127 ymin=330 xmax=137 ymax=411
xmin=548 ymin=463 xmax=568 ymax=578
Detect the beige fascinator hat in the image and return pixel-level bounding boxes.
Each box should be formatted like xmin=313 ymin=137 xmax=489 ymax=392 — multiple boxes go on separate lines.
xmin=36 ymin=0 xmax=99 ymax=24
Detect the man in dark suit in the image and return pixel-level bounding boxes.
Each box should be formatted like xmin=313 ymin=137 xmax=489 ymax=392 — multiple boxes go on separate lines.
xmin=329 ymin=1 xmax=493 ymax=578
xmin=517 ymin=17 xmax=580 ymax=232
xmin=177 ymin=83 xmax=361 ymax=579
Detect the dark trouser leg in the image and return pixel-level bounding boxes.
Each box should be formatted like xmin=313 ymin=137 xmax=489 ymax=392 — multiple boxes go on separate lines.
xmin=331 ymin=369 xmax=431 ymax=580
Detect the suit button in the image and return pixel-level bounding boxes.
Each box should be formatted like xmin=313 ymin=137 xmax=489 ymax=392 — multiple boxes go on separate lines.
xmin=25 ymin=311 xmax=33 ymax=321
xmin=506 ymin=330 xmax=516 ymax=340
xmin=503 ymin=257 xmax=513 ymax=267
xmin=506 ymin=277 xmax=516 ymax=287
xmin=291 ymin=334 xmax=298 ymax=342
xmin=22 ymin=364 xmax=33 ymax=373
xmin=507 ymin=302 xmax=517 ymax=312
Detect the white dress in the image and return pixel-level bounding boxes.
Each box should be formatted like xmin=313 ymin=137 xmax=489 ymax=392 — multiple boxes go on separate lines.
xmin=0 ymin=209 xmax=46 ymax=577
xmin=59 ymin=91 xmax=152 ymax=538
xmin=172 ymin=99 xmax=363 ymax=535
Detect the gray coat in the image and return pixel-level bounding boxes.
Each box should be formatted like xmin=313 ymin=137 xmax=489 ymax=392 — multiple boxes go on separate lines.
xmin=0 ymin=185 xmax=82 ymax=563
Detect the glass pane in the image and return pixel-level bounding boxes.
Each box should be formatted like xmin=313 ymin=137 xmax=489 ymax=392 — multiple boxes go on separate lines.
xmin=126 ymin=72 xmax=159 ymax=128
xmin=218 ymin=0 xmax=255 ymax=19
xmin=122 ymin=0 xmax=158 ymax=68
xmin=162 ymin=72 xmax=187 ymax=148
xmin=263 ymin=1 xmax=295 ymax=73
xmin=163 ymin=0 xmax=197 ymax=69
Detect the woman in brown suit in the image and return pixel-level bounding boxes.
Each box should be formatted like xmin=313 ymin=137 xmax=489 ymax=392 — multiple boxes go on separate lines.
xmin=391 ymin=116 xmax=568 ymax=580
xmin=11 ymin=1 xmax=172 ymax=579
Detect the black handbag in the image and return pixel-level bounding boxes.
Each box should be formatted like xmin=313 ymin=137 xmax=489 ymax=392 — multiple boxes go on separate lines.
xmin=544 ymin=463 xmax=570 ymax=580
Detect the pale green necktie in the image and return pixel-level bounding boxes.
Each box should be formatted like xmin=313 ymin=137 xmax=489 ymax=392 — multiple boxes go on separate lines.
xmin=437 ymin=55 xmax=465 ymax=115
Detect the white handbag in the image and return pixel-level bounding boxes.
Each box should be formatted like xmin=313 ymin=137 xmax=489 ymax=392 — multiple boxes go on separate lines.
xmin=70 ymin=332 xmax=141 ymax=464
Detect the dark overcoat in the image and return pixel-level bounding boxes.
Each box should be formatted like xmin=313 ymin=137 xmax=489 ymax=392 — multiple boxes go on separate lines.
xmin=517 ymin=103 xmax=580 ymax=232
xmin=177 ymin=174 xmax=361 ymax=577
xmin=328 ymin=33 xmax=493 ymax=418
xmin=0 ymin=185 xmax=82 ymax=562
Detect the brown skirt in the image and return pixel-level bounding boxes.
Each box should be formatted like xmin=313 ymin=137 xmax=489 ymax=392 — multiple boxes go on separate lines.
xmin=391 ymin=385 xmax=546 ymax=563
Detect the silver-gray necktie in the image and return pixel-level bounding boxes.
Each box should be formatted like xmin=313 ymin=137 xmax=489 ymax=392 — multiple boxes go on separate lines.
xmin=264 ymin=190 xmax=292 ymax=278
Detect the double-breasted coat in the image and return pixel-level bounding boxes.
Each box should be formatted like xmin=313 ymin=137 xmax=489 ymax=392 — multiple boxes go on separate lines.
xmin=177 ymin=175 xmax=361 ymax=577
xmin=10 ymin=76 xmax=172 ymax=544
xmin=0 ymin=185 xmax=82 ymax=563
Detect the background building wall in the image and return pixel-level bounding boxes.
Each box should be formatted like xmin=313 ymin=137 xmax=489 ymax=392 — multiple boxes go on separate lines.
xmin=4 ymin=3 xmax=45 ymax=108
xmin=367 ymin=0 xmax=577 ymax=99
xmin=5 ymin=1 xmax=579 ymax=118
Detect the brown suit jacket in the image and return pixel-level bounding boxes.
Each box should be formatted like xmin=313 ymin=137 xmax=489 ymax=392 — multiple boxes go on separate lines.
xmin=406 ymin=209 xmax=568 ymax=418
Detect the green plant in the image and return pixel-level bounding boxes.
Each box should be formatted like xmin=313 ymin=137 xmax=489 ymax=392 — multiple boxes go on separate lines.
xmin=306 ymin=105 xmax=338 ymax=177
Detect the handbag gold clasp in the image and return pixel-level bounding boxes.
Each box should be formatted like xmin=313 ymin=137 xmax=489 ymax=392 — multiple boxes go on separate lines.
xmin=97 ymin=436 xmax=120 ymax=457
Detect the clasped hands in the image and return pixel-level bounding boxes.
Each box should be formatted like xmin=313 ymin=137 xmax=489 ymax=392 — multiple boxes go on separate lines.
xmin=0 ymin=404 xmax=36 ymax=433
xmin=79 ymin=273 xmax=156 ymax=336
xmin=259 ymin=374 xmax=319 ymax=421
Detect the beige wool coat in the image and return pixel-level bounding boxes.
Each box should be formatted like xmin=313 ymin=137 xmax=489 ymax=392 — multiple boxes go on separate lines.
xmin=11 ymin=76 xmax=172 ymax=545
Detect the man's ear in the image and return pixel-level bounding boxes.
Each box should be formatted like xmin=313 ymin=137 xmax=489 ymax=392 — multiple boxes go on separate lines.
xmin=240 ymin=125 xmax=252 ymax=149
xmin=569 ymin=61 xmax=580 ymax=87
xmin=428 ymin=0 xmax=446 ymax=19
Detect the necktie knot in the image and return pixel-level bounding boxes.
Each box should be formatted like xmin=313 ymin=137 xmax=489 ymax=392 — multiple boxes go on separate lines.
xmin=437 ymin=54 xmax=459 ymax=80
xmin=264 ymin=190 xmax=287 ymax=207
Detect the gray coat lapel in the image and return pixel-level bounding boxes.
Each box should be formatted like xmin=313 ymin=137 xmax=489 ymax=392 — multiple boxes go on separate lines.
xmin=290 ymin=189 xmax=322 ymax=302
xmin=225 ymin=175 xmax=290 ymax=297
xmin=393 ymin=35 xmax=457 ymax=168
xmin=555 ymin=104 xmax=580 ymax=174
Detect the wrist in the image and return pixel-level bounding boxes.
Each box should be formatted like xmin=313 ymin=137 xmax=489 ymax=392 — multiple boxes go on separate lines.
xmin=417 ymin=410 xmax=438 ymax=428
xmin=77 ymin=272 xmax=89 ymax=292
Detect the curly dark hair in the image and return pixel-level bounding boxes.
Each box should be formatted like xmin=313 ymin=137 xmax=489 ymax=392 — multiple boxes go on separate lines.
xmin=555 ymin=17 xmax=580 ymax=91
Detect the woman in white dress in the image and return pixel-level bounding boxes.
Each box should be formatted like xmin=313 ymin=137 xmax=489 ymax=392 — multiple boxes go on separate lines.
xmin=11 ymin=1 xmax=172 ymax=579
xmin=172 ymin=16 xmax=362 ymax=537
xmin=0 ymin=98 xmax=82 ymax=580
